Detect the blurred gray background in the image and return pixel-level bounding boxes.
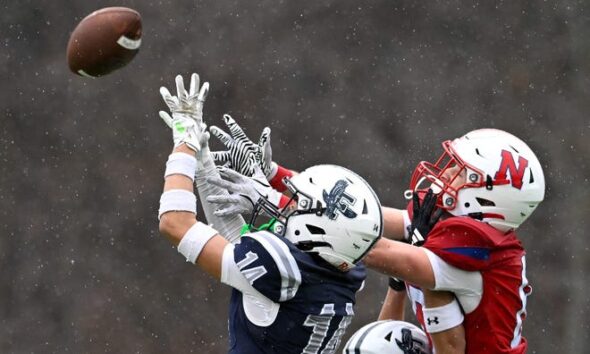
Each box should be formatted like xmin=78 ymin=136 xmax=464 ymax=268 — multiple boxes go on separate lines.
xmin=2 ymin=0 xmax=589 ymax=353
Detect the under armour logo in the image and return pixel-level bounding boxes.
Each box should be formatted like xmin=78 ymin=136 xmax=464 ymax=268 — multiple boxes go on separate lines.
xmin=396 ymin=328 xmax=428 ymax=354
xmin=322 ymin=180 xmax=357 ymax=220
xmin=427 ymin=317 xmax=439 ymax=325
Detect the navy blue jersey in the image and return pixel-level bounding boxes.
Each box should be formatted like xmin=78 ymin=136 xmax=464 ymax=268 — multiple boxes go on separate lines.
xmin=227 ymin=231 xmax=366 ymax=354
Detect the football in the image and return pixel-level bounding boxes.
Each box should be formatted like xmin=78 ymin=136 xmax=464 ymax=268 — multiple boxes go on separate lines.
xmin=66 ymin=7 xmax=142 ymax=77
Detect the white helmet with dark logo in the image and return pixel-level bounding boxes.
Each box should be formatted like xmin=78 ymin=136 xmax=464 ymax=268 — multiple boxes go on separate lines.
xmin=251 ymin=164 xmax=383 ymax=271
xmin=343 ymin=320 xmax=431 ymax=354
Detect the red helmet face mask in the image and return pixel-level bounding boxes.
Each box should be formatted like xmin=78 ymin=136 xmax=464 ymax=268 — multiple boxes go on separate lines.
xmin=408 ymin=140 xmax=487 ymax=211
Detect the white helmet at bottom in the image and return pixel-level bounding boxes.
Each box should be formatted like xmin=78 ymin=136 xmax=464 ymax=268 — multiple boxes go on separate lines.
xmin=343 ymin=320 xmax=431 ymax=354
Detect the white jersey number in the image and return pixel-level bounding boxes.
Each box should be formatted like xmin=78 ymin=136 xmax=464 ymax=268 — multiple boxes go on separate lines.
xmin=302 ymin=303 xmax=354 ymax=354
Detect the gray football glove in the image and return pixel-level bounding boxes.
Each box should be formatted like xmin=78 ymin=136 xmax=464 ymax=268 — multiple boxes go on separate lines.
xmin=209 ymin=114 xmax=275 ymax=177
xmin=159 ymin=73 xmax=210 ymax=151
xmin=206 ymin=166 xmax=282 ymax=217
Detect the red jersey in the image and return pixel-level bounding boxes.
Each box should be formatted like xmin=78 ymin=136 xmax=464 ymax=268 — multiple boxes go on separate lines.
xmin=407 ymin=213 xmax=531 ymax=353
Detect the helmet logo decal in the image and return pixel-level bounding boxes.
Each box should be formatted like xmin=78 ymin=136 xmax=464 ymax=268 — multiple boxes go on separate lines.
xmin=322 ymin=180 xmax=357 ymax=220
xmin=395 ymin=327 xmax=427 ymax=354
xmin=494 ymin=150 xmax=529 ymax=189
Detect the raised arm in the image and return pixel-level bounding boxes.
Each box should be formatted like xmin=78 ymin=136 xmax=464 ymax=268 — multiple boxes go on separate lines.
xmin=159 ymin=145 xmax=228 ymax=279
xmin=157 ymin=74 xmax=229 ymax=279
xmin=381 ymin=206 xmax=408 ymax=241
xmin=377 ymin=277 xmax=407 ymax=321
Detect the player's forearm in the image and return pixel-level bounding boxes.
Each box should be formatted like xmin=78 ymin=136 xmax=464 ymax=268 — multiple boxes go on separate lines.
xmin=364 ymin=238 xmax=435 ymax=289
xmin=159 ymin=145 xmax=198 ymax=246
xmin=378 ymin=288 xmax=406 ymax=321
xmin=381 ymin=206 xmax=407 ymax=240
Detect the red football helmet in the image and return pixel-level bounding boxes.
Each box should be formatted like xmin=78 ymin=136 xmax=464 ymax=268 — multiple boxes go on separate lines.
xmin=409 ymin=129 xmax=545 ymax=232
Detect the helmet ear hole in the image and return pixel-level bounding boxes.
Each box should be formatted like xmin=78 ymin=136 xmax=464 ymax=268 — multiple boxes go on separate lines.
xmin=305 ymin=224 xmax=326 ymax=235
xmin=476 ymin=197 xmax=495 ymax=207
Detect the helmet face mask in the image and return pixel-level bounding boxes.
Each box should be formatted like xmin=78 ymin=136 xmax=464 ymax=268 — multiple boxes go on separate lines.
xmin=409 ymin=129 xmax=545 ymax=232
xmin=410 ymin=140 xmax=487 ymax=210
xmin=247 ymin=165 xmax=383 ymax=271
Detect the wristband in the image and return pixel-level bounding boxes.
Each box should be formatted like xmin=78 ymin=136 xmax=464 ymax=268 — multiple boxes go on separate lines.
xmin=388 ymin=277 xmax=406 ymax=291
xmin=269 ymin=164 xmax=294 ymax=192
xmin=165 ymin=152 xmax=197 ymax=181
xmin=265 ymin=161 xmax=279 ymax=180
xmin=158 ymin=189 xmax=196 ymax=219
xmin=177 ymin=222 xmax=219 ymax=263
xmin=422 ymin=297 xmax=464 ymax=333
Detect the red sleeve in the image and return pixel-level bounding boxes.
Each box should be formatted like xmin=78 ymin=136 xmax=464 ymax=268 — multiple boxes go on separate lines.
xmin=269 ymin=164 xmax=294 ymax=192
xmin=423 ymin=217 xmax=496 ymax=271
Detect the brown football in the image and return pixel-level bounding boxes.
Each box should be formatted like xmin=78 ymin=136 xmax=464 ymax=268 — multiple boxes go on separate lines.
xmin=67 ymin=7 xmax=142 ymax=77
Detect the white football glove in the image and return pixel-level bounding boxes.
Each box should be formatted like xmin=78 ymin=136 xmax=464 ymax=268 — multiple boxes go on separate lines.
xmin=159 ymin=73 xmax=210 ymax=152
xmin=209 ymin=114 xmax=276 ymax=178
xmin=206 ymin=166 xmax=282 ymax=217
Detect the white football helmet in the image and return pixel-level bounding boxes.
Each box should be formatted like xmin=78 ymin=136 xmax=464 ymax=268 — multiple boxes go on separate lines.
xmin=249 ymin=164 xmax=383 ymax=271
xmin=409 ymin=128 xmax=545 ymax=232
xmin=343 ymin=320 xmax=431 ymax=354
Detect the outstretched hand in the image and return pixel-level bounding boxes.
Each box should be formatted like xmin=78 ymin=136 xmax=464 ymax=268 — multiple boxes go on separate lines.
xmin=209 ymin=114 xmax=274 ymax=177
xmin=159 ymin=73 xmax=210 ymax=152
xmin=409 ymin=189 xmax=443 ymax=246
xmin=206 ymin=166 xmax=281 ymax=217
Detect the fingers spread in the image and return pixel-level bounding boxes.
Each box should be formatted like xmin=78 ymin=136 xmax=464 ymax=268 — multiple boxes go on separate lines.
xmin=159 ymin=111 xmax=173 ymax=127
xmin=160 ymin=86 xmax=172 ymax=99
xmin=206 ymin=195 xmax=238 ymax=204
xmin=429 ymin=209 xmax=444 ymax=228
xmin=412 ymin=191 xmax=420 ymax=215
xmin=210 ymin=125 xmax=233 ymax=145
xmin=211 ymin=151 xmax=231 ymax=163
xmin=259 ymin=127 xmax=271 ymax=147
xmin=207 ymin=175 xmax=238 ymax=192
xmin=223 ymin=114 xmax=247 ymax=140
xmin=424 ymin=189 xmax=437 ymax=212
xmin=198 ymin=82 xmax=209 ymax=102
xmin=175 ymin=74 xmax=187 ymax=99
xmin=218 ymin=167 xmax=246 ymax=183
xmin=214 ymin=208 xmax=242 ymax=217
xmin=189 ymin=73 xmax=200 ymax=97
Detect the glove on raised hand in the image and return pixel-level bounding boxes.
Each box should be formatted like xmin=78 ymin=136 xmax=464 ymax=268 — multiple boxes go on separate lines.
xmin=209 ymin=114 xmax=275 ymax=177
xmin=206 ymin=166 xmax=282 ymax=217
xmin=409 ymin=189 xmax=443 ymax=246
xmin=159 ymin=73 xmax=210 ymax=151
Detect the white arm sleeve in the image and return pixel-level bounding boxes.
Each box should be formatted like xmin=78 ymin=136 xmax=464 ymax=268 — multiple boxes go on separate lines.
xmin=423 ymin=248 xmax=483 ymax=314
xmin=220 ymin=244 xmax=280 ymax=326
